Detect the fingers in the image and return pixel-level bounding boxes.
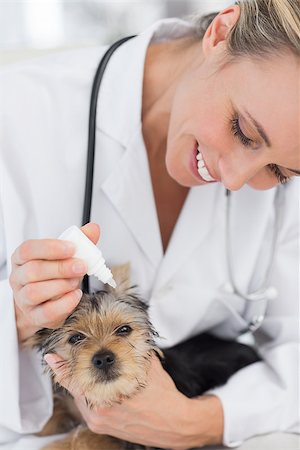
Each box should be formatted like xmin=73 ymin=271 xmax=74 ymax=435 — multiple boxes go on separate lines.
xmin=80 ymin=223 xmax=100 ymax=245
xmin=10 ymin=223 xmax=100 ymax=341
xmin=44 ymin=354 xmax=64 ymax=369
xmin=10 ymin=257 xmax=87 ymax=287
xmin=15 ymin=277 xmax=81 ymax=308
xmin=44 ymin=353 xmax=84 ymax=398
xmin=11 ymin=239 xmax=75 ymax=266
xmin=44 ymin=354 xmax=72 ymax=391
xmin=32 ymin=289 xmax=83 ymax=329
xmin=12 ymin=222 xmax=100 ymax=266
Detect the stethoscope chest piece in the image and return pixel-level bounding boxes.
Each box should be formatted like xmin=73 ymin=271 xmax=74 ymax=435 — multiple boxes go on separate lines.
xmin=221 ymin=281 xmax=278 ymax=333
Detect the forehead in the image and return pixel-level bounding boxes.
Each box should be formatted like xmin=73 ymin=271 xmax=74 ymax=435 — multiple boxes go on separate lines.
xmin=68 ymin=295 xmax=146 ymax=335
xmin=225 ymin=53 xmax=300 ymax=166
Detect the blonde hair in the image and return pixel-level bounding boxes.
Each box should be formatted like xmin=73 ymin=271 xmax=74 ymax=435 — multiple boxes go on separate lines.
xmin=194 ymin=0 xmax=300 ymax=59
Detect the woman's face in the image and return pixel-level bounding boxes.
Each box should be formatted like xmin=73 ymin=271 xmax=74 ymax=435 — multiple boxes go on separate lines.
xmin=166 ymin=39 xmax=299 ymax=191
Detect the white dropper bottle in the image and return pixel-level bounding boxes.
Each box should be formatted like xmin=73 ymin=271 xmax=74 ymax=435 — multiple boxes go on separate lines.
xmin=58 ymin=225 xmax=116 ymax=288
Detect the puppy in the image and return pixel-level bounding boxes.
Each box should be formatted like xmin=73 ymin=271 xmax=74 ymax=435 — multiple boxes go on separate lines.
xmin=29 ymin=264 xmax=260 ymax=449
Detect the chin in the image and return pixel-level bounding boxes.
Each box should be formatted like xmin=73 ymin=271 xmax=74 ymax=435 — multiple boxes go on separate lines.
xmin=168 ymin=172 xmax=198 ymax=188
xmin=247 ymin=180 xmax=280 ymax=190
xmin=165 ymin=160 xmax=197 ymax=187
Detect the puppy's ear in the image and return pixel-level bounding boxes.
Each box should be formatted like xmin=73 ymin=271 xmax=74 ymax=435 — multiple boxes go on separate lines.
xmin=109 ymin=261 xmax=131 ymax=295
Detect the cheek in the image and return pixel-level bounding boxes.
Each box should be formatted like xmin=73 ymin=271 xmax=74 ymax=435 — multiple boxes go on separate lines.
xmin=168 ymin=70 xmax=229 ymax=154
xmin=247 ymin=168 xmax=279 ymax=190
xmin=167 ymin=70 xmax=206 ymax=144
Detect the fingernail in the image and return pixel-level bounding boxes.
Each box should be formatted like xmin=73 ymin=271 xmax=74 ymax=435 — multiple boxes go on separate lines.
xmin=63 ymin=241 xmax=75 ymax=255
xmin=72 ymin=262 xmax=86 ymax=274
xmin=74 ymin=289 xmax=83 ymax=301
xmin=44 ymin=354 xmax=57 ymax=366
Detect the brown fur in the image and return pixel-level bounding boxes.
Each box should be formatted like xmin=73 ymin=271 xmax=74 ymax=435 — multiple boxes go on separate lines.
xmin=28 ymin=264 xmax=161 ymax=450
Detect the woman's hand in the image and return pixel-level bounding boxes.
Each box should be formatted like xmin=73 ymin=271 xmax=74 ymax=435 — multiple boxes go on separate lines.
xmin=45 ymin=353 xmax=224 ymax=449
xmin=9 ymin=223 xmax=100 ymax=343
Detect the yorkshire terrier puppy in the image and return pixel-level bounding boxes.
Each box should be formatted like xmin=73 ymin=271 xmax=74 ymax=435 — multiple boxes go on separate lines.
xmin=29 ymin=264 xmax=260 ymax=450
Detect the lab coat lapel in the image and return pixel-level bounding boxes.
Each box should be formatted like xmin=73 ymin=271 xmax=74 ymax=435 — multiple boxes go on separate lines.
xmin=152 ymin=184 xmax=276 ymax=293
xmin=153 ymin=183 xmax=220 ymax=289
xmin=93 ymin=23 xmax=163 ymax=267
xmin=95 ymin=19 xmax=195 ymax=148
xmin=101 ymin=130 xmax=163 ymax=268
xmin=94 ymin=19 xmax=195 ymax=268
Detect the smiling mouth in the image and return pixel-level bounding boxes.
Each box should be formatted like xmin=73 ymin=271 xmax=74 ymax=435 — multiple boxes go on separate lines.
xmin=196 ymin=146 xmax=216 ymax=182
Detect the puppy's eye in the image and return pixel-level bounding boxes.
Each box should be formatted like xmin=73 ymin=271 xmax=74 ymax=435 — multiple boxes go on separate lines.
xmin=115 ymin=325 xmax=132 ymax=336
xmin=68 ymin=333 xmax=85 ymax=345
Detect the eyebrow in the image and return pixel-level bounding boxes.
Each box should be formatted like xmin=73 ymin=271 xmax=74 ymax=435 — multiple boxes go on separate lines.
xmin=243 ymin=109 xmax=272 ymax=148
xmin=243 ymin=108 xmax=300 ymax=176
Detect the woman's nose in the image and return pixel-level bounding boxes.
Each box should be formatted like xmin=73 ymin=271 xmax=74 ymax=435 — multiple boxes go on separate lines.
xmin=218 ymin=159 xmax=250 ymax=191
xmin=218 ymin=152 xmax=270 ymax=191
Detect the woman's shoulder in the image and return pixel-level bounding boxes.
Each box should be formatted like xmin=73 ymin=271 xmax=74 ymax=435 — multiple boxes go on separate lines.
xmin=0 ymin=45 xmax=108 ymax=86
xmin=0 ymin=45 xmax=108 ymax=138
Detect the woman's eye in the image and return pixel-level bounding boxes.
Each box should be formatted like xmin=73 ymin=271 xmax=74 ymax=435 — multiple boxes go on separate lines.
xmin=267 ymin=164 xmax=290 ymax=184
xmin=68 ymin=333 xmax=85 ymax=345
xmin=115 ymin=325 xmax=132 ymax=336
xmin=231 ymin=116 xmax=254 ymax=148
xmin=230 ymin=115 xmax=290 ymax=184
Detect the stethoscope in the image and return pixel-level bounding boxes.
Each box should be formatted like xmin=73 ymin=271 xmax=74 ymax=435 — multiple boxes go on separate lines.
xmin=224 ymin=188 xmax=282 ymax=333
xmin=81 ymin=35 xmax=282 ymax=334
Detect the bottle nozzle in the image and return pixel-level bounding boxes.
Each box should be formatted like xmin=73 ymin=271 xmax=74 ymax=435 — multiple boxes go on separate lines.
xmin=58 ymin=225 xmax=117 ymax=289
xmin=107 ymin=278 xmax=117 ymax=289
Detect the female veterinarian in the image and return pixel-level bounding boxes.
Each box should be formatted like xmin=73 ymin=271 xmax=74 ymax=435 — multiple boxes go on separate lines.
xmin=0 ymin=1 xmax=299 ymax=449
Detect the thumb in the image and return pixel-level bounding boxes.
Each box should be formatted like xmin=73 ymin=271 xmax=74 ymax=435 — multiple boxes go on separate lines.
xmin=44 ymin=354 xmax=82 ymax=398
xmin=44 ymin=353 xmax=68 ymax=387
xmin=80 ymin=222 xmax=100 ymax=245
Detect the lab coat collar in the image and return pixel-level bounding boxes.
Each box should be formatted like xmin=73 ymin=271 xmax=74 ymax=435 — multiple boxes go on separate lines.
xmin=96 ymin=18 xmax=198 ymax=268
xmin=101 ymin=128 xmax=163 ymax=267
xmin=101 ymin=144 xmax=221 ymax=274
xmin=95 ymin=18 xmax=196 ymax=147
xmin=101 ymin=135 xmax=221 ymax=272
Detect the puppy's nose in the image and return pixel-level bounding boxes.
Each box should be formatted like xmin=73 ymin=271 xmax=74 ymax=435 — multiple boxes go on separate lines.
xmin=92 ymin=351 xmax=115 ymax=370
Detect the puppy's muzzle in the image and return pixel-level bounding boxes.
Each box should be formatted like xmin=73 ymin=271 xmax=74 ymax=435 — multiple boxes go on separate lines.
xmin=92 ymin=350 xmax=116 ymax=371
xmin=91 ymin=350 xmax=120 ymax=383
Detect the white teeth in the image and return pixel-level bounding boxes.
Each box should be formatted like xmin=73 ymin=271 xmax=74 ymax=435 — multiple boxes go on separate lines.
xmin=196 ymin=147 xmax=216 ymax=182
xmin=197 ymin=158 xmax=205 ymax=168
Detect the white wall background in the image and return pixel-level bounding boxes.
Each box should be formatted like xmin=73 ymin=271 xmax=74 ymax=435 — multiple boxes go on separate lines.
xmin=0 ymin=1 xmax=232 ymax=58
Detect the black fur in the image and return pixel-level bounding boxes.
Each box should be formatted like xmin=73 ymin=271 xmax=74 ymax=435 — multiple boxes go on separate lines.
xmin=123 ymin=334 xmax=260 ymax=450
xmin=162 ymin=332 xmax=260 ymax=397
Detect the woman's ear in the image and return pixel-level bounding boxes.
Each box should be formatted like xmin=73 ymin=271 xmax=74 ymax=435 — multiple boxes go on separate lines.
xmin=202 ymin=5 xmax=240 ymax=57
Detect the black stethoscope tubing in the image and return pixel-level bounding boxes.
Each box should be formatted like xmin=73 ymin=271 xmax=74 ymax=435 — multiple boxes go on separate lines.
xmin=82 ymin=35 xmax=136 ymax=227
xmin=82 ymin=35 xmax=136 ymax=293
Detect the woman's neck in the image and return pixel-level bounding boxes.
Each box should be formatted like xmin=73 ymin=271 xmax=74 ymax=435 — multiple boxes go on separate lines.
xmin=142 ymin=36 xmax=202 ymax=156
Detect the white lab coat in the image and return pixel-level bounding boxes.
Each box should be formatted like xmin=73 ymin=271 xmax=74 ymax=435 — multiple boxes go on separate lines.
xmin=0 ymin=18 xmax=299 ymax=449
